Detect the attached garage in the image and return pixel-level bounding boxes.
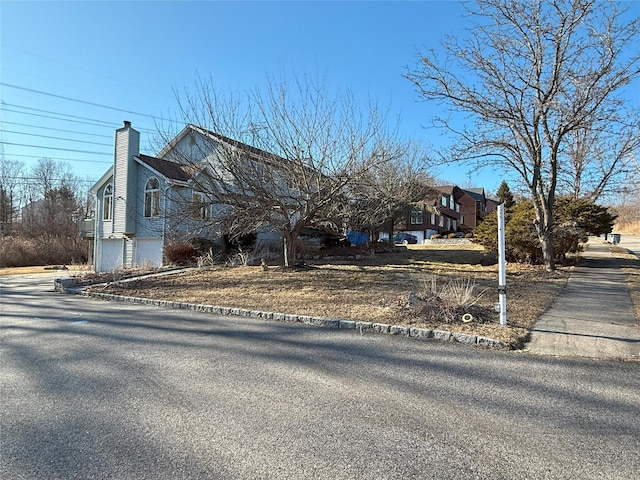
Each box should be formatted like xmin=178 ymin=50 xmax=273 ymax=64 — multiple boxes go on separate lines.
xmin=98 ymin=239 xmax=124 ymax=272
xmin=134 ymin=238 xmax=163 ymax=268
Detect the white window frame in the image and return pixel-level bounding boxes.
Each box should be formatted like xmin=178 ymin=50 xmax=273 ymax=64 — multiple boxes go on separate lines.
xmin=103 ymin=183 xmax=113 ymax=221
xmin=410 ymin=206 xmax=423 ymax=225
xmin=144 ymin=177 xmax=160 ymax=218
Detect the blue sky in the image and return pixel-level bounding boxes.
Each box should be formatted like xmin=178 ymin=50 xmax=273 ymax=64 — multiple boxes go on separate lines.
xmin=1 ymin=1 xmax=637 ymax=195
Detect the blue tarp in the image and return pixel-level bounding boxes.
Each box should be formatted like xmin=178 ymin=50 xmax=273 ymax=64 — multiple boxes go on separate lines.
xmin=346 ymin=230 xmax=370 ymax=246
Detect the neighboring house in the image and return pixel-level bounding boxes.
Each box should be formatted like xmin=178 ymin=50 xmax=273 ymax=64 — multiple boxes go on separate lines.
xmin=396 ymin=186 xmax=462 ymax=242
xmin=395 ymin=185 xmax=497 ymax=242
xmin=455 ymin=187 xmax=490 ymax=232
xmin=90 ymin=121 xmax=279 ymax=272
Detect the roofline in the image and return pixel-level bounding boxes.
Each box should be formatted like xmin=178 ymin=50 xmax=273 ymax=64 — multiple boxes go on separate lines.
xmin=133 ymin=156 xmax=190 ymax=187
xmin=90 ymin=167 xmax=114 ymax=194
xmin=157 ymin=124 xmax=195 ymax=158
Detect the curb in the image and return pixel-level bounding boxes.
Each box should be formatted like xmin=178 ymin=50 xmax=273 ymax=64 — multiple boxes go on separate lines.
xmin=58 ymin=280 xmax=511 ymax=350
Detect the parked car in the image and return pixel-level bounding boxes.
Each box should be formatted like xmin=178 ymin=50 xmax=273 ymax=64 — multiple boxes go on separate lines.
xmin=393 ymin=232 xmax=418 ymax=245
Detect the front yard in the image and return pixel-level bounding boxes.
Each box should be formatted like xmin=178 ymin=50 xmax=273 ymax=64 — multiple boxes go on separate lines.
xmin=86 ymin=243 xmax=570 ymax=347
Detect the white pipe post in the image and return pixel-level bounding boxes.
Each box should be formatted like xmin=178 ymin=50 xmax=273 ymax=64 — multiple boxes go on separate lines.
xmin=497 ymin=204 xmax=507 ymax=326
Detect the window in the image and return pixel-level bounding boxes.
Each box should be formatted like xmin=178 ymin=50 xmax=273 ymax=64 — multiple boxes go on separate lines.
xmin=439 ymin=215 xmax=444 ymax=227
xmin=449 ymin=196 xmax=455 ymax=210
xmin=455 ymin=203 xmax=460 ymax=213
xmin=103 ymin=184 xmax=113 ymax=221
xmin=441 ymin=195 xmax=447 ymax=207
xmin=144 ymin=178 xmax=160 ymax=218
xmin=452 ymin=220 xmax=457 ymax=230
xmin=460 ymin=215 xmax=464 ymax=225
xmin=431 ymin=212 xmax=436 ymax=225
xmin=192 ymin=192 xmax=210 ymax=220
xmin=410 ymin=206 xmax=423 ymax=225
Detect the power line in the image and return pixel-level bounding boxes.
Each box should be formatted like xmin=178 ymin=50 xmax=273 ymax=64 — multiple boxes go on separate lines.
xmin=1 ymin=103 xmax=160 ymax=134
xmin=3 ymin=153 xmax=111 ymax=164
xmin=1 ymin=82 xmax=181 ymax=124
xmin=0 ymin=142 xmax=111 ymax=156
xmin=2 ymin=104 xmax=117 ymax=127
xmin=0 ymin=129 xmax=113 ymax=147
xmin=0 ymin=120 xmax=113 ymax=138
xmin=1 ymin=175 xmax=99 ymax=184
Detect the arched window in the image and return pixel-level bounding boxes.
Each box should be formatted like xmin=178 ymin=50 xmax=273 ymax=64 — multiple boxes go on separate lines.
xmin=144 ymin=178 xmax=160 ymax=218
xmin=103 ymin=184 xmax=113 ymax=220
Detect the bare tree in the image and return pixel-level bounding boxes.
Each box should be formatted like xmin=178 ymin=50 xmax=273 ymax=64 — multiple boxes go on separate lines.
xmin=406 ymin=0 xmax=639 ymax=271
xmin=0 ymin=158 xmax=24 ymax=235
xmin=559 ymin=121 xmax=640 ymax=201
xmin=347 ymin=146 xmax=435 ymax=240
xmin=18 ymin=158 xmax=88 ymax=263
xmin=163 ymin=75 xmax=407 ymax=267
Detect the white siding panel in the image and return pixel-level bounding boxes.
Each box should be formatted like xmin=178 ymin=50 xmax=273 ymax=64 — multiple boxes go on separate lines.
xmin=99 ymin=239 xmax=124 ymax=272
xmin=135 ymin=238 xmax=163 ymax=268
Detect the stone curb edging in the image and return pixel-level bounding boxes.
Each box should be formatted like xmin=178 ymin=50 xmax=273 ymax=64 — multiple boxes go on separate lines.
xmin=58 ymin=280 xmax=511 ymax=350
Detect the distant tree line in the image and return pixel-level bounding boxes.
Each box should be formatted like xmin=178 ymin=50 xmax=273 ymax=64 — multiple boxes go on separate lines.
xmin=0 ymin=158 xmax=93 ymax=267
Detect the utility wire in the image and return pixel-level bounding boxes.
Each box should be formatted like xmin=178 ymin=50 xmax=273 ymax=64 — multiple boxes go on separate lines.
xmin=0 ymin=120 xmax=113 ymax=138
xmin=4 ymin=153 xmax=111 ymax=164
xmin=1 ymin=82 xmax=181 ymax=124
xmin=1 ymin=175 xmax=99 ymax=184
xmin=0 ymin=142 xmax=111 ymax=155
xmin=0 ymin=130 xmax=112 ymax=147
xmin=1 ymin=104 xmax=159 ymax=133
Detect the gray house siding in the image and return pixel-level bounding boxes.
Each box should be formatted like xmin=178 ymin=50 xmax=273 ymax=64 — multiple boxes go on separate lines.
xmin=112 ymin=122 xmax=139 ymax=235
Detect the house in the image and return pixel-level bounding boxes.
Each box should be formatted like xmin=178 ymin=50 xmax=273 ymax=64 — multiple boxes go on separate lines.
xmin=396 ymin=186 xmax=462 ymax=242
xmin=454 ymin=187 xmax=490 ymax=232
xmin=90 ymin=121 xmax=280 ymax=272
xmin=395 ymin=185 xmax=497 ymax=242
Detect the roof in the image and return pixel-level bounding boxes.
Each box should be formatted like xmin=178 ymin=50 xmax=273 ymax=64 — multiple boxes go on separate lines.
xmin=435 ymin=185 xmax=455 ymax=195
xmin=158 ymin=124 xmax=284 ymax=165
xmin=136 ymin=154 xmax=195 ymax=183
xmin=462 ymin=188 xmax=485 ymax=202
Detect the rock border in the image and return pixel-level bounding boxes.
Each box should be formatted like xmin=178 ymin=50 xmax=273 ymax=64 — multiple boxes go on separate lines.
xmin=57 ymin=279 xmax=511 ymax=350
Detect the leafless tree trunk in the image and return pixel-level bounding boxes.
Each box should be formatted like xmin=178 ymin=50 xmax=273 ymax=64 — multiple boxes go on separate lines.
xmin=0 ymin=158 xmax=24 ymax=235
xmin=406 ymin=0 xmax=640 ymax=271
xmin=163 ymin=74 xmax=407 ymax=267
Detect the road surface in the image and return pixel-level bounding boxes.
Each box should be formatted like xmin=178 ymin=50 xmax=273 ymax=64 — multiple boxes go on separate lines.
xmin=1 ymin=273 xmax=639 ymax=479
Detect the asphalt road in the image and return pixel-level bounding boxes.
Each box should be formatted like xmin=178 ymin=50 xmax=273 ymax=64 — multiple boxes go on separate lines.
xmin=1 ymin=274 xmax=639 ymax=480
xmin=617 ymin=233 xmax=640 ymax=258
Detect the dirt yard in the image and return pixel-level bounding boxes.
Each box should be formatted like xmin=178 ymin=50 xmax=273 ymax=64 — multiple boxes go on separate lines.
xmin=84 ymin=244 xmax=570 ymax=347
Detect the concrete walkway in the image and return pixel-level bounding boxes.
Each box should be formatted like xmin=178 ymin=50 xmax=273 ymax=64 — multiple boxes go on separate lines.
xmin=525 ymin=238 xmax=640 ymax=360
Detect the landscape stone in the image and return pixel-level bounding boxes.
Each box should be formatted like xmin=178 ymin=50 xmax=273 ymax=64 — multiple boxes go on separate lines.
xmin=432 ymin=330 xmax=452 ymax=341
xmin=453 ymin=332 xmax=477 ymax=344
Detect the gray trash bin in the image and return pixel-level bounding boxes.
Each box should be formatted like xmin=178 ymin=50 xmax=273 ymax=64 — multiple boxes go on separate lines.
xmin=612 ymin=233 xmax=621 ymax=245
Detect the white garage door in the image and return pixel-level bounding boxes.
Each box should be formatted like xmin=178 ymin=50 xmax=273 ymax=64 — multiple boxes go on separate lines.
xmin=99 ymin=239 xmax=124 ymax=272
xmin=135 ymin=238 xmax=163 ymax=268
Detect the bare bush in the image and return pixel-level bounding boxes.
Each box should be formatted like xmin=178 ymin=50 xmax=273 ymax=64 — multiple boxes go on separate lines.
xmin=164 ymin=241 xmax=198 ymax=266
xmin=415 ymin=276 xmax=489 ymax=323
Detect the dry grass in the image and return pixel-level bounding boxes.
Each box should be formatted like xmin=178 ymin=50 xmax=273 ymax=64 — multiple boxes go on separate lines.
xmin=615 ymin=220 xmax=640 ymax=234
xmin=609 ymin=245 xmax=640 ymax=324
xmin=86 ymin=244 xmax=569 ymax=347
xmin=0 ymin=265 xmax=90 ymax=276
